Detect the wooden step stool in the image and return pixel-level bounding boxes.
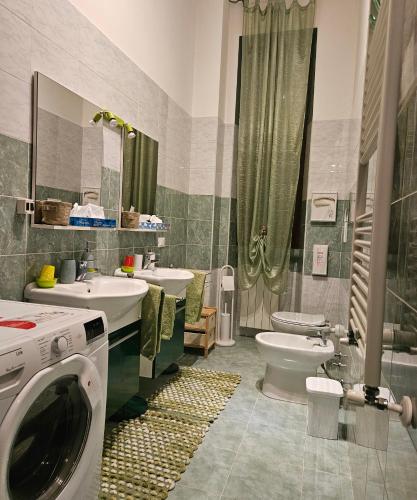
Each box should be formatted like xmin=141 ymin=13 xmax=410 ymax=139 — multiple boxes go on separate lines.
xmin=184 ymin=306 xmax=217 ymax=358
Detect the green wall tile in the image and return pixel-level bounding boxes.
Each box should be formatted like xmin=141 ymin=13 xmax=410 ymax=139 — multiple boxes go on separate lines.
xmin=220 ymin=197 xmax=230 ymax=218
xmin=25 ymin=252 xmax=74 ymax=284
xmin=26 ymin=226 xmax=74 ymax=254
xmin=171 ymin=190 xmax=187 ymax=219
xmin=0 ymin=197 xmax=26 ymax=255
xmin=170 ymin=218 xmax=186 ymax=245
xmin=186 ymin=244 xmax=211 ymax=270
xmin=187 ymin=195 xmax=213 ymax=221
xmin=187 ymin=219 xmax=212 ymax=246
xmin=0 ymin=255 xmax=26 ymax=300
xmin=73 ymin=229 xmax=108 ymax=252
xmin=169 ymin=244 xmax=186 ymax=268
xmin=0 ymin=133 xmax=30 ymax=198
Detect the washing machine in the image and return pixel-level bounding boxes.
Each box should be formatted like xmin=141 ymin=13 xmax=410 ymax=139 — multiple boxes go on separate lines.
xmin=0 ymin=300 xmax=108 ymax=500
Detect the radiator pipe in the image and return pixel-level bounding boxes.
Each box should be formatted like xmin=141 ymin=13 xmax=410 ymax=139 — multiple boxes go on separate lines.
xmin=364 ymin=0 xmax=405 ymax=389
xmin=346 ymin=388 xmax=413 ymax=427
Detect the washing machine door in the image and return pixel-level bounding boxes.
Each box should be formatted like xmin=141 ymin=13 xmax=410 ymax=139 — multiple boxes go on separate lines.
xmin=0 ymin=353 xmax=105 ymax=500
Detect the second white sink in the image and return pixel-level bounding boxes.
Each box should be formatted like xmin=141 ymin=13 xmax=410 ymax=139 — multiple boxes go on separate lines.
xmin=114 ymin=267 xmax=194 ymax=296
xmin=25 ymin=275 xmax=149 ymax=333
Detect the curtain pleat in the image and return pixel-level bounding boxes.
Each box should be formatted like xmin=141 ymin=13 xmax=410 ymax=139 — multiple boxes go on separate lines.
xmin=237 ymin=0 xmax=315 ymax=294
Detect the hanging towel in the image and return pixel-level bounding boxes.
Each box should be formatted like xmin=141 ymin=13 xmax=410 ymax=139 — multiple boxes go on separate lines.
xmin=185 ymin=271 xmax=207 ymax=323
xmin=140 ymin=284 xmax=165 ymax=360
xmin=161 ymin=294 xmax=177 ymax=341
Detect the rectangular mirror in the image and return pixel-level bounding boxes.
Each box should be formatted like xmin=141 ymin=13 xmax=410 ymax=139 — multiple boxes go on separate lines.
xmin=121 ymin=127 xmax=158 ymax=216
xmin=32 ymin=72 xmax=122 ymax=226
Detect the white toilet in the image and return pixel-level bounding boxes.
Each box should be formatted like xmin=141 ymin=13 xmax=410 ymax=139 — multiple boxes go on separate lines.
xmin=271 ymin=311 xmax=329 ymax=335
xmin=256 ymin=331 xmax=334 ymax=404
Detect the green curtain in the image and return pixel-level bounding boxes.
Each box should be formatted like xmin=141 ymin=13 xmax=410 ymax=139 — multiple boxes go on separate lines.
xmin=122 ymin=130 xmax=158 ymax=214
xmin=237 ymin=0 xmax=315 ymax=294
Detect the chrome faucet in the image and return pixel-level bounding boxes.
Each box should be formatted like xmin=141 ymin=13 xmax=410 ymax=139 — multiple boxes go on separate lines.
xmin=143 ymin=251 xmax=160 ymax=270
xmin=76 ymin=261 xmax=88 ymax=282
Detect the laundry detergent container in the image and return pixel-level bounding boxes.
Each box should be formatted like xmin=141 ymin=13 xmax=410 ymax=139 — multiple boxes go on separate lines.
xmin=306 ymin=377 xmax=343 ymax=440
xmin=271 ymin=311 xmax=327 ymax=335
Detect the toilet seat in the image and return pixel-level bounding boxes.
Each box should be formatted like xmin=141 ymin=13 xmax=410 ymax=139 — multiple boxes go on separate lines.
xmin=271 ymin=311 xmax=326 ymax=327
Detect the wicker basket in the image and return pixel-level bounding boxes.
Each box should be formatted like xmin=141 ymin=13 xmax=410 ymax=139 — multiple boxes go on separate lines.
xmin=34 ymin=200 xmax=45 ymax=224
xmin=121 ymin=211 xmax=140 ymax=229
xmin=41 ymin=200 xmax=72 ymax=226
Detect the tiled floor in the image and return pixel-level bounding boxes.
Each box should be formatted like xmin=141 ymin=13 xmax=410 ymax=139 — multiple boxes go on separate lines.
xmin=167 ymin=336 xmax=417 ymax=500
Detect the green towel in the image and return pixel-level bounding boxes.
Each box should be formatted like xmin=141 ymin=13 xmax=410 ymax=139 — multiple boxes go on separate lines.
xmin=140 ymin=284 xmax=165 ymax=360
xmin=185 ymin=270 xmax=207 ymax=323
xmin=161 ymin=294 xmax=177 ymax=341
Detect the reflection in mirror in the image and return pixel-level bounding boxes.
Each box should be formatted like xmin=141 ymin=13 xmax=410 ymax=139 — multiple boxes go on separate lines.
xmin=121 ymin=128 xmax=158 ymax=215
xmin=382 ymin=89 xmax=417 ymax=451
xmin=32 ymin=72 xmax=122 ymax=225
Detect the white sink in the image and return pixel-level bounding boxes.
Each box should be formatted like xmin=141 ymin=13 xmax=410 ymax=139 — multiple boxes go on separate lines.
xmin=24 ymin=275 xmax=149 ymax=333
xmin=114 ymin=267 xmax=194 ymax=296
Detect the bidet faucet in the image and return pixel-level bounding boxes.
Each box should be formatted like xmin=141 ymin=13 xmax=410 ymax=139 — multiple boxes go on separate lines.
xmin=307 ymin=328 xmax=331 ymax=346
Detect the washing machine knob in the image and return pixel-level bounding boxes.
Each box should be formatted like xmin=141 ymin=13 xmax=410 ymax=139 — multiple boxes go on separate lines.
xmin=52 ymin=336 xmax=68 ymax=354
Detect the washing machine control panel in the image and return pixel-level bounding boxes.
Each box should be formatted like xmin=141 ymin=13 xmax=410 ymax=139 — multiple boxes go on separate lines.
xmin=33 ymin=313 xmax=106 ymax=367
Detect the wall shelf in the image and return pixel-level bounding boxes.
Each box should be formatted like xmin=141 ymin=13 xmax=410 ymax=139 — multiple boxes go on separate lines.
xmin=31 ymin=224 xmax=116 ymax=231
xmin=118 ymin=228 xmax=168 ymax=233
xmin=31 ymin=224 xmax=169 ymax=233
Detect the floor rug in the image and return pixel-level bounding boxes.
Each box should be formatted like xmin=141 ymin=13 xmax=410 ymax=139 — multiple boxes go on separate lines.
xmin=99 ymin=367 xmax=241 ymax=499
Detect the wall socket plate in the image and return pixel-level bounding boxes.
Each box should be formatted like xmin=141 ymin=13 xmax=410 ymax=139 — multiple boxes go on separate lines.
xmin=16 ymin=198 xmax=34 ymax=215
xmin=157 ymin=237 xmax=166 ymax=247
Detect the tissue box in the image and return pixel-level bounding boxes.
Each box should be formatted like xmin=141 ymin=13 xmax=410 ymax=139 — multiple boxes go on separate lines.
xmin=70 ymin=217 xmax=116 ymax=228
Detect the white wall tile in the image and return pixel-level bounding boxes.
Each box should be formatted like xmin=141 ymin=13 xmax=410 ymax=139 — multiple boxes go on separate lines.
xmin=0 ymin=5 xmax=31 ymax=82
xmin=77 ymin=63 xmax=137 ymax=128
xmin=0 ymin=69 xmax=31 ymax=142
xmin=188 ymin=167 xmax=216 ymax=195
xmin=0 ymin=0 xmax=33 ymax=24
xmin=31 ymin=0 xmax=81 ymax=59
xmin=31 ymin=29 xmax=79 ymax=93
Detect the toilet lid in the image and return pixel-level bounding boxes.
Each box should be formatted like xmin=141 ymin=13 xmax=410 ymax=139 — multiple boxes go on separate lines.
xmin=271 ymin=311 xmax=326 ymax=327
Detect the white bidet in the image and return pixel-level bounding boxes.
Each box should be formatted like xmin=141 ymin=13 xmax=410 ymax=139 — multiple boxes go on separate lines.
xmin=256 ymin=331 xmax=334 ymax=404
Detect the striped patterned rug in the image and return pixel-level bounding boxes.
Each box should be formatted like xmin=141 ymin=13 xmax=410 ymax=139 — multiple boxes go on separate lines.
xmin=99 ymin=367 xmax=241 ymax=499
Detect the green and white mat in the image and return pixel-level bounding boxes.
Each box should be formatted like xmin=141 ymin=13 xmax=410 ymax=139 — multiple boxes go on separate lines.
xmin=99 ymin=367 xmax=241 ymax=499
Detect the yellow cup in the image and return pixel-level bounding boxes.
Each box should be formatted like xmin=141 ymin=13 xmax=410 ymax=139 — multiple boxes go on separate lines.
xmin=39 ymin=265 xmax=55 ymax=281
